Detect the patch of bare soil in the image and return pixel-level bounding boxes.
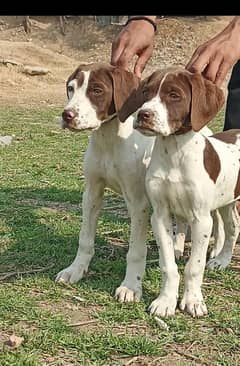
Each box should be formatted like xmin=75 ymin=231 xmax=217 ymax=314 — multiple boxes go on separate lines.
xmin=0 ymin=16 xmax=233 ymax=108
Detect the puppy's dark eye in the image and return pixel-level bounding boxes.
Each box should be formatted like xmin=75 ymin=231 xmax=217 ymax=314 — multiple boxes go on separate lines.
xmin=67 ymin=85 xmax=74 ymax=93
xmin=93 ymin=87 xmax=103 ymax=95
xmin=169 ymin=92 xmax=181 ymax=100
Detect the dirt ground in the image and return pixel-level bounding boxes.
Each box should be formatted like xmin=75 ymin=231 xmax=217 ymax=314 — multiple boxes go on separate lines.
xmin=0 ymin=15 xmax=234 ymax=108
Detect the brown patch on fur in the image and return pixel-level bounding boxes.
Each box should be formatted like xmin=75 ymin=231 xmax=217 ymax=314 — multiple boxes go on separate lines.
xmin=66 ymin=66 xmax=85 ymax=87
xmin=203 ymin=138 xmax=221 ymax=183
xmin=234 ymin=170 xmax=240 ymax=198
xmin=87 ymin=68 xmax=114 ymax=120
xmin=211 ymin=129 xmax=240 ymax=144
xmin=235 ymin=199 xmax=240 ymax=214
xmin=211 ymin=129 xmax=240 ymax=198
xmin=77 ymin=73 xmax=84 ymax=88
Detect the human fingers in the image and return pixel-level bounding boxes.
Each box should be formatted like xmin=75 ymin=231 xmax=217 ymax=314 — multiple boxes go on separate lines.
xmin=215 ymin=60 xmax=232 ymax=86
xmin=185 ymin=49 xmax=202 ymax=71
xmin=186 ymin=48 xmax=209 ymax=74
xmin=134 ymin=45 xmax=154 ymax=78
xmin=111 ymin=35 xmax=127 ymax=66
xmin=202 ymin=54 xmax=223 ymax=83
xmin=114 ymin=48 xmax=135 ymax=71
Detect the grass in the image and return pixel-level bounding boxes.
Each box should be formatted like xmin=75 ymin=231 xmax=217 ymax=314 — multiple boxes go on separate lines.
xmin=0 ymin=106 xmax=239 ymax=365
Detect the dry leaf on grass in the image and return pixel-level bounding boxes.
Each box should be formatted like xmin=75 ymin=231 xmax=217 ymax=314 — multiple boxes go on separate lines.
xmin=5 ymin=334 xmax=24 ymax=348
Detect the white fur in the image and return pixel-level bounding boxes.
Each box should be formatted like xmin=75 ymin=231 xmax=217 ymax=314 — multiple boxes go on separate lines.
xmin=139 ymin=96 xmax=240 ymax=317
xmin=134 ymin=96 xmax=171 ymax=136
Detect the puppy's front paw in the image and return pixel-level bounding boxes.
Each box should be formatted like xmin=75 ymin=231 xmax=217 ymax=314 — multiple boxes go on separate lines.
xmin=149 ymin=295 xmax=177 ymax=317
xmin=180 ymin=293 xmax=208 ymax=317
xmin=55 ymin=263 xmax=88 ymax=284
xmin=115 ymin=285 xmax=141 ymax=303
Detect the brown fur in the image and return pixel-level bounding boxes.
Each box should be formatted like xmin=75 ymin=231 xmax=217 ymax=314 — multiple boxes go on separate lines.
xmin=187 ymin=73 xmax=225 ymax=132
xmin=234 ymin=170 xmax=240 ymax=198
xmin=210 ymin=129 xmax=240 ymax=196
xmin=211 ymin=129 xmax=240 ymax=144
xmin=203 ymin=138 xmax=221 ymax=183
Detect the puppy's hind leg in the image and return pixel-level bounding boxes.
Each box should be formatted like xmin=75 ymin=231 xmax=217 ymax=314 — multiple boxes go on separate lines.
xmin=209 ymin=209 xmax=225 ymax=259
xmin=115 ymin=197 xmax=149 ymax=303
xmin=173 ymin=216 xmax=188 ymax=260
xmin=207 ymin=203 xmax=239 ymax=270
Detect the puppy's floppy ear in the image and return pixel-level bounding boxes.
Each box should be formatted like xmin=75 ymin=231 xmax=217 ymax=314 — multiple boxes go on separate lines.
xmin=118 ymin=80 xmax=146 ymax=122
xmin=188 ymin=72 xmax=225 ymax=132
xmin=110 ymin=68 xmax=140 ymax=120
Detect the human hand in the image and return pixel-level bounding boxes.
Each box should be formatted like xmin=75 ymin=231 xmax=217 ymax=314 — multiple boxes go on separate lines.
xmin=186 ymin=17 xmax=240 ymax=86
xmin=111 ymin=16 xmax=156 ymax=78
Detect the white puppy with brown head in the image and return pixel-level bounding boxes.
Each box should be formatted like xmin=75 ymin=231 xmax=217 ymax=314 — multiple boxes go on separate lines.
xmin=119 ymin=67 xmax=240 ymax=317
xmin=56 ymin=62 xmax=156 ymax=302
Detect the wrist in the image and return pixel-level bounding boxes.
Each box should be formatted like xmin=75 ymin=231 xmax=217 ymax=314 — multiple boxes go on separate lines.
xmin=225 ymin=16 xmax=240 ymax=43
xmin=126 ymin=16 xmax=157 ymax=33
xmin=231 ymin=16 xmax=240 ymax=27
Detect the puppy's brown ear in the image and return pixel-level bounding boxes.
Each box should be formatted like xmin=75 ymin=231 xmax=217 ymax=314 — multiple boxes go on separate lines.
xmin=188 ymin=72 xmax=225 ymax=132
xmin=118 ymin=82 xmax=146 ymax=122
xmin=110 ymin=68 xmax=140 ymax=121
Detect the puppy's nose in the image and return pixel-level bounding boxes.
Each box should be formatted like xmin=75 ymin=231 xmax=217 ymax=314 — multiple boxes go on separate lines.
xmin=62 ymin=109 xmax=76 ymax=122
xmin=137 ymin=109 xmax=153 ymax=121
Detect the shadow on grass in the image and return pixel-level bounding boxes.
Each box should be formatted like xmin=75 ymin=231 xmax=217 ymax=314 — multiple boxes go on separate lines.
xmin=0 ymin=186 xmax=130 ymax=294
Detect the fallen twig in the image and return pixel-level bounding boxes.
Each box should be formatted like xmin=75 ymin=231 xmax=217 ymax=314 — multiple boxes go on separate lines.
xmin=114 ymin=324 xmax=146 ymax=330
xmin=146 ymin=259 xmax=159 ymax=264
xmin=174 ymin=349 xmax=201 ymax=363
xmin=124 ymin=356 xmax=140 ymax=366
xmin=231 ymin=265 xmax=240 ymax=271
xmin=0 ymin=264 xmax=54 ymax=281
xmin=106 ymin=237 xmax=127 ymax=248
xmin=102 ymin=205 xmax=126 ymax=211
xmin=127 ymin=324 xmax=147 ymax=329
xmin=107 ymin=237 xmax=126 ymax=243
xmin=67 ymin=319 xmax=99 ymax=327
xmin=72 ymin=295 xmax=86 ymax=302
xmin=186 ymin=340 xmax=199 ymax=352
xmin=0 ymin=58 xmax=22 ymax=66
xmin=101 ymin=228 xmax=124 ymax=235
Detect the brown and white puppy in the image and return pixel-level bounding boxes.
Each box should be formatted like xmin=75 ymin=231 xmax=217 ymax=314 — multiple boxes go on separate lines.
xmin=56 ymin=62 xmax=156 ymax=303
xmin=119 ymin=67 xmax=240 ymax=317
